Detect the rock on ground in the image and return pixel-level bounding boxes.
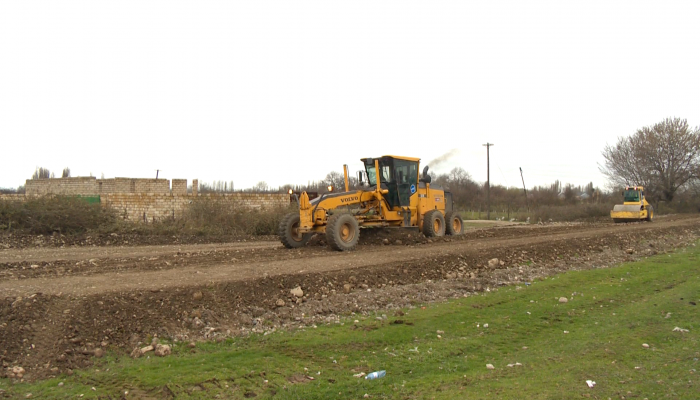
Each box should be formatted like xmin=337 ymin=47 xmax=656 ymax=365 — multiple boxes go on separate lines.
xmin=154 ymin=344 xmax=171 ymax=357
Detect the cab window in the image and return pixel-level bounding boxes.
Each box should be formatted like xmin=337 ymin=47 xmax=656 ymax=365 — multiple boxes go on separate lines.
xmin=366 ymin=165 xmax=377 ymax=186
xmin=393 ymin=159 xmax=418 ymax=185
xmin=623 ymin=190 xmax=640 ymax=202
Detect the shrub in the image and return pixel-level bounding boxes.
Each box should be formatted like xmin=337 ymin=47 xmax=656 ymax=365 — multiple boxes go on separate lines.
xmin=0 ymin=196 xmax=117 ymax=234
xmin=179 ymin=199 xmax=294 ymax=236
xmin=532 ymin=203 xmax=614 ymax=222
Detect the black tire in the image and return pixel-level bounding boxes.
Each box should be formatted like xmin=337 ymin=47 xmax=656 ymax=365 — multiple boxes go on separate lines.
xmin=279 ymin=212 xmax=312 ymax=249
xmin=645 ymin=206 xmax=654 ymax=222
xmin=422 ymin=210 xmax=446 ymax=237
xmin=445 ymin=211 xmax=464 ymax=235
xmin=326 ymin=213 xmax=360 ymax=251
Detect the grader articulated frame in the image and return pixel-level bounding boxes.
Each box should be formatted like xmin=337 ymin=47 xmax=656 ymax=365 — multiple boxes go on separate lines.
xmin=279 ymin=155 xmax=464 ymax=251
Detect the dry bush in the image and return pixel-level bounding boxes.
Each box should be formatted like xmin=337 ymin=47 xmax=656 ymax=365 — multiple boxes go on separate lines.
xmin=1 ymin=197 xmax=294 ymax=238
xmin=178 ymin=199 xmax=294 ymax=236
xmin=0 ymin=196 xmax=117 ymax=234
xmin=532 ymin=203 xmax=614 ymax=223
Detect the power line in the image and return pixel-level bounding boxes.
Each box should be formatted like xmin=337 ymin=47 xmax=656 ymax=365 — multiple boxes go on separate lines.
xmin=519 ymin=167 xmax=529 ymax=211
xmin=495 ymin=163 xmax=509 ymax=187
xmin=482 ymin=143 xmax=494 ymax=220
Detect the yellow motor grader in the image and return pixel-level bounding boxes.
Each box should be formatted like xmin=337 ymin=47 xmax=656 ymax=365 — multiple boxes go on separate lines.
xmin=610 ymin=186 xmax=654 ymax=223
xmin=279 ymin=155 xmax=464 ymax=251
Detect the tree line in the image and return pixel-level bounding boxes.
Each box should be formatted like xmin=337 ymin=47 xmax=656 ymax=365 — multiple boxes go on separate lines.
xmin=600 ymin=117 xmax=700 ymax=211
xmin=4 ymin=117 xmax=698 ymax=214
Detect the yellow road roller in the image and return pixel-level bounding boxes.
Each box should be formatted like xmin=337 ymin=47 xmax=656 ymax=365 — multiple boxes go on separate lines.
xmin=611 ymin=186 xmax=653 ymax=223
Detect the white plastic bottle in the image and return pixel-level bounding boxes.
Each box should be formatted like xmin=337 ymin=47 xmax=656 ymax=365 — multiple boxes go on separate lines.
xmin=365 ymin=370 xmax=386 ymax=380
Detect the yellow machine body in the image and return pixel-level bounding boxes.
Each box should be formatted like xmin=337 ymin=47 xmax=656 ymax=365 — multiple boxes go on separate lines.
xmin=610 ymin=186 xmax=654 ymax=223
xmin=280 ymin=155 xmax=464 ymax=251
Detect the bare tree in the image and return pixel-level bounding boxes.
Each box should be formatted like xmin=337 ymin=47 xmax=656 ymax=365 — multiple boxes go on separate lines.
xmin=324 ymin=171 xmax=345 ymax=190
xmin=31 ymin=167 xmax=51 ymax=179
xmin=600 ymin=117 xmax=700 ymax=202
xmin=448 ymin=167 xmax=472 ymax=186
xmin=252 ymin=181 xmax=269 ymax=192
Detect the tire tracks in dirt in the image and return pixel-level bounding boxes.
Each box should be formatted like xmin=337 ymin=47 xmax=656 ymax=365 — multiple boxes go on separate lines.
xmin=0 ymin=241 xmax=279 ymax=264
xmin=2 ymin=215 xmax=698 ymax=298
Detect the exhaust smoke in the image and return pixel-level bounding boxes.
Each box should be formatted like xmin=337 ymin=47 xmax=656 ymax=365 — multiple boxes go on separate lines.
xmin=427 ymin=149 xmax=460 ymax=170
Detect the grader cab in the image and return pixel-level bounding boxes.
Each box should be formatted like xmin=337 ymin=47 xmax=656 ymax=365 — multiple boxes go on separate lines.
xmin=279 ymin=155 xmax=464 ymax=251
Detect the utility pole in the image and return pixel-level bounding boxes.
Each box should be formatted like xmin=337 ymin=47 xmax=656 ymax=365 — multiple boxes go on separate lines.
xmin=482 ymin=143 xmax=494 ymax=220
xmin=519 ymin=167 xmax=529 ymax=211
xmin=155 ymin=169 xmax=160 ymax=179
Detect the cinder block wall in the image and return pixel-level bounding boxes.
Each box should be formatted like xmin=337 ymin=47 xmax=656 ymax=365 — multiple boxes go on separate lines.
xmin=25 ymin=177 xmax=99 ymax=195
xmin=10 ymin=178 xmax=289 ymax=223
xmin=101 ymin=193 xmax=289 ymax=221
xmin=133 ymin=179 xmax=170 ymax=194
xmin=0 ymin=194 xmax=26 ymax=202
xmin=26 ymin=177 xmax=173 ymax=195
xmin=172 ymin=179 xmax=187 ymax=195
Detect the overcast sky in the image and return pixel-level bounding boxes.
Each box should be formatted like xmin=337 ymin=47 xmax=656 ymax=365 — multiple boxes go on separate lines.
xmin=1 ymin=1 xmax=699 ymax=191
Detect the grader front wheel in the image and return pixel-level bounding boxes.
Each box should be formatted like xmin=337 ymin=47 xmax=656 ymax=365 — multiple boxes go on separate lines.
xmin=326 ymin=213 xmax=360 ymax=251
xmin=279 ymin=213 xmax=312 ymax=249
xmin=422 ymin=210 xmax=446 ymax=237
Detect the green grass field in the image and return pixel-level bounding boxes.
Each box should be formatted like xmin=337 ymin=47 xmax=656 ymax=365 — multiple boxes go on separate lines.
xmin=4 ymin=243 xmax=699 ymax=399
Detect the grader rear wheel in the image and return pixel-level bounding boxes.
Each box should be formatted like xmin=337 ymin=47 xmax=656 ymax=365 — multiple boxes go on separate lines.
xmin=646 ymin=206 xmax=654 ymax=222
xmin=422 ymin=210 xmax=446 ymax=237
xmin=326 ymin=213 xmax=360 ymax=251
xmin=279 ymin=213 xmax=312 ymax=249
xmin=445 ymin=211 xmax=464 ymax=235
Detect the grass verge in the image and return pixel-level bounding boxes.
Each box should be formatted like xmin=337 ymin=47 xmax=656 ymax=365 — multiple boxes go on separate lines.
xmin=3 ymin=243 xmax=699 ymax=399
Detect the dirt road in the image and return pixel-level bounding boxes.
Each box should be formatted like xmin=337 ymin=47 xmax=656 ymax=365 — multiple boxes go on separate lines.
xmin=1 ymin=216 xmax=698 ymax=298
xmin=2 ymin=215 xmax=699 ymax=381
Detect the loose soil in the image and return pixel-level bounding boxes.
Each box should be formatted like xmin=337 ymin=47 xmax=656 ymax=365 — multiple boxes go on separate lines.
xmin=1 ymin=214 xmax=699 ymax=382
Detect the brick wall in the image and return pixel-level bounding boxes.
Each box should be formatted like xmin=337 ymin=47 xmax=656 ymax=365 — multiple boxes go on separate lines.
xmin=172 ymin=179 xmax=187 ymax=195
xmin=26 ymin=177 xmax=175 ymax=195
xmin=9 ymin=178 xmax=289 ymax=222
xmin=0 ymin=194 xmax=26 ymax=202
xmin=133 ymin=179 xmax=170 ymax=194
xmin=25 ymin=177 xmax=99 ymax=195
xmin=101 ymin=193 xmax=288 ymax=221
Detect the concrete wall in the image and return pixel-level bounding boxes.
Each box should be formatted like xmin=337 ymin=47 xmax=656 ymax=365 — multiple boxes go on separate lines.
xmin=2 ymin=191 xmax=288 ymax=222
xmin=172 ymin=179 xmax=187 ymax=195
xmin=133 ymin=179 xmax=170 ymax=194
xmin=25 ymin=177 xmax=99 ymax=196
xmin=101 ymin=193 xmax=288 ymax=221
xmin=10 ymin=178 xmax=289 ymax=222
xmin=25 ymin=177 xmax=173 ymax=195
xmin=0 ymin=194 xmax=26 ymax=202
